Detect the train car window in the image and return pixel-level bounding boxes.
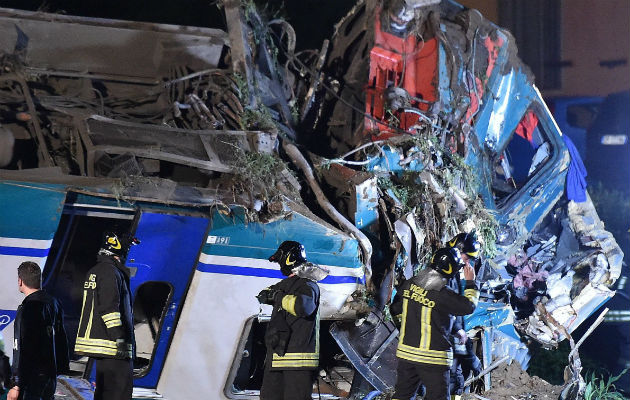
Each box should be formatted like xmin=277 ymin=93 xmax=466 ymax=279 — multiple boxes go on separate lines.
xmin=133 ymin=281 xmax=172 ymax=376
xmin=492 ymin=109 xmax=553 ymax=204
xmin=225 ymin=317 xmax=353 ymax=399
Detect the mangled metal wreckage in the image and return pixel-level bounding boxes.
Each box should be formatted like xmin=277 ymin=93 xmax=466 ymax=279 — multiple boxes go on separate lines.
xmin=0 ymin=0 xmax=623 ymax=398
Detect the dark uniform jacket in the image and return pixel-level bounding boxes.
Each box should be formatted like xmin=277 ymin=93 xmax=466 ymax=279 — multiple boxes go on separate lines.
xmin=391 ymin=269 xmax=479 ymax=367
xmin=265 ymin=275 xmax=320 ymax=370
xmin=11 ymin=290 xmax=69 ymax=388
xmin=74 ymin=254 xmax=134 ymax=359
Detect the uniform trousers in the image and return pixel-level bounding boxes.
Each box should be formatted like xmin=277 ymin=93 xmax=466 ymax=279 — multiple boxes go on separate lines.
xmin=93 ymin=358 xmax=133 ymax=400
xmin=260 ymin=361 xmax=314 ymax=400
xmin=393 ymin=359 xmax=450 ymax=400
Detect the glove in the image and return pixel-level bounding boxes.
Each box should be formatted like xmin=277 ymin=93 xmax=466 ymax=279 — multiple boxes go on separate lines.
xmin=115 ymin=339 xmax=129 ymax=359
xmin=256 ymin=288 xmax=283 ymax=305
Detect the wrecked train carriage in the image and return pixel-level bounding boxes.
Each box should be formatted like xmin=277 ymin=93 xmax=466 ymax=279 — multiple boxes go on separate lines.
xmin=0 ymin=7 xmax=366 ymax=400
xmin=291 ymin=0 xmax=624 ymax=392
xmin=0 ymin=0 xmax=624 ymax=398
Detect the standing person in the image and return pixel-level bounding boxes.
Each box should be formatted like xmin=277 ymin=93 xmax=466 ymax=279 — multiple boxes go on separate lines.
xmin=447 ymin=232 xmax=483 ymax=399
xmin=74 ymin=232 xmax=137 ymax=400
xmin=8 ymin=261 xmax=69 ymax=400
xmin=390 ymin=247 xmax=479 ymax=400
xmin=256 ymin=241 xmax=328 ymax=400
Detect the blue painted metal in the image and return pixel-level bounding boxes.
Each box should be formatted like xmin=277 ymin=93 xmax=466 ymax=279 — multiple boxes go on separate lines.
xmin=362 ymin=390 xmax=383 ymax=400
xmin=0 ymin=309 xmax=17 ymax=332
xmin=0 ymin=181 xmax=66 ymax=240
xmin=464 ymin=301 xmax=514 ymax=331
xmin=366 ymin=145 xmax=424 ymax=175
xmin=196 ymin=263 xmax=364 ymax=284
xmin=127 ymin=212 xmax=209 ymax=388
xmin=354 ymin=179 xmax=379 ymax=231
xmin=482 ymin=328 xmax=493 ymax=389
xmin=494 ymin=95 xmax=569 ymax=233
xmin=436 ymin=38 xmax=454 ymax=115
xmin=0 ymin=246 xmax=50 ymax=257
xmin=201 ymin=206 xmax=362 ymax=270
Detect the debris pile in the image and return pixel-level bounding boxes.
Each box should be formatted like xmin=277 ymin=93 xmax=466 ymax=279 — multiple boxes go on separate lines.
xmin=461 ymin=361 xmax=563 ymax=400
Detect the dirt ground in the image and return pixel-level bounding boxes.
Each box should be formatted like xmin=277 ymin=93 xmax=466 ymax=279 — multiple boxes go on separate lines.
xmin=461 ymin=361 xmax=565 ymax=400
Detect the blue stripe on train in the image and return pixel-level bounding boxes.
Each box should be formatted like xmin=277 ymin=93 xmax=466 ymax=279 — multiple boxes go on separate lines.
xmin=197 ymin=263 xmax=365 ymax=284
xmin=0 ymin=246 xmax=50 ymax=257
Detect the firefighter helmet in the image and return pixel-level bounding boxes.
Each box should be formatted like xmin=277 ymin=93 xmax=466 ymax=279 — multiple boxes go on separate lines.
xmin=101 ymin=231 xmax=125 ymax=256
xmin=100 ymin=231 xmax=140 ymax=258
xmin=447 ymin=231 xmax=481 ymax=261
xmin=430 ymin=247 xmax=465 ymax=278
xmin=269 ymin=241 xmax=307 ymax=276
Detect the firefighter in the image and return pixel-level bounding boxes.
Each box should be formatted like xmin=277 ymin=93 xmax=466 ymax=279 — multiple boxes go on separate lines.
xmin=74 ymin=231 xmax=138 ymax=400
xmin=390 ymin=247 xmax=479 ymax=400
xmin=256 ymin=241 xmax=325 ymax=400
xmin=447 ymin=232 xmax=483 ymax=399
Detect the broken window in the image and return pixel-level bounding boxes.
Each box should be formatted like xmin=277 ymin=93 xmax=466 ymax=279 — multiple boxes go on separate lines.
xmin=492 ymin=109 xmax=553 ymax=204
xmin=225 ymin=317 xmax=353 ymax=399
xmin=133 ymin=281 xmax=172 ymax=376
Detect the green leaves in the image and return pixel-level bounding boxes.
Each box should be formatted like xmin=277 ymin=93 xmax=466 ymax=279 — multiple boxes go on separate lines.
xmin=583 ymin=368 xmax=629 ymax=400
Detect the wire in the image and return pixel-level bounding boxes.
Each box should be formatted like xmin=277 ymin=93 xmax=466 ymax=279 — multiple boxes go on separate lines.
xmin=267 ymin=28 xmax=438 ymax=138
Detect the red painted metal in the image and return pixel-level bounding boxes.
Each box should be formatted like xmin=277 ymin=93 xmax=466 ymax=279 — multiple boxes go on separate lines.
xmin=364 ymin=9 xmax=439 ymax=140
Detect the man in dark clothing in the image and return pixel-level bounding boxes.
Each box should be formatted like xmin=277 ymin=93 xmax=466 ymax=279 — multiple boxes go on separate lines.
xmin=8 ymin=261 xmax=69 ymax=400
xmin=390 ymin=247 xmax=479 ymax=400
xmin=74 ymin=232 xmax=138 ymax=400
xmin=256 ymin=241 xmax=328 ymax=400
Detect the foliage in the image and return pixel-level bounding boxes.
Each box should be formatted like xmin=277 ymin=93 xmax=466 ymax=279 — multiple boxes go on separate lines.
xmin=232 ymin=73 xmax=249 ymax=104
xmin=446 ymin=151 xmax=478 ymax=198
xmin=469 ymin=199 xmax=499 ymax=258
xmin=377 ymin=172 xmax=425 ymax=214
xmin=231 ymin=149 xmax=291 ymax=200
xmin=583 ymin=368 xmax=629 ymax=400
xmin=240 ymin=106 xmax=277 ymax=131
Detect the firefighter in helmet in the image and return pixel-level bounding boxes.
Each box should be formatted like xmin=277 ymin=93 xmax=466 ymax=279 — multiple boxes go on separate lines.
xmin=75 ymin=231 xmax=139 ymax=400
xmin=391 ymin=247 xmax=479 ymax=400
xmin=256 ymin=241 xmax=328 ymax=400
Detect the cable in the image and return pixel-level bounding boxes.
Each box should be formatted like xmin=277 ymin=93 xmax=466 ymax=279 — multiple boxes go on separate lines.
xmin=267 ymin=28 xmax=439 ymax=138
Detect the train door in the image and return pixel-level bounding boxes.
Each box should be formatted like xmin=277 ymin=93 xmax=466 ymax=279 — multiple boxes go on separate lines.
xmin=43 ymin=203 xmax=208 ymax=389
xmin=127 ymin=211 xmax=209 ymax=388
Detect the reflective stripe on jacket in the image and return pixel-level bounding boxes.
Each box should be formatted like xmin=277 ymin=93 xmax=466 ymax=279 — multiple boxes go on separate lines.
xmin=266 ymin=275 xmax=320 ymax=370
xmin=74 ymin=254 xmax=134 ymax=359
xmin=391 ymin=271 xmax=479 ymax=367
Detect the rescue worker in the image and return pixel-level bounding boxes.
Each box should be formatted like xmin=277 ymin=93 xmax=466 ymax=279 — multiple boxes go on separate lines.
xmin=390 ymin=247 xmax=479 ymax=400
xmin=256 ymin=241 xmax=328 ymax=400
xmin=447 ymin=232 xmax=483 ymax=399
xmin=8 ymin=261 xmax=69 ymax=400
xmin=74 ymin=232 xmax=138 ymax=400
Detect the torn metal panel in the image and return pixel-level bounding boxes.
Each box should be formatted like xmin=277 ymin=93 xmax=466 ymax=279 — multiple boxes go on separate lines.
xmin=568 ymin=196 xmax=623 ymax=283
xmin=329 ymin=311 xmax=398 ymax=394
xmin=317 ymin=163 xmax=380 ymax=231
xmin=0 ymin=8 xmax=227 ymax=81
xmin=76 ymin=115 xmax=275 ymax=176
